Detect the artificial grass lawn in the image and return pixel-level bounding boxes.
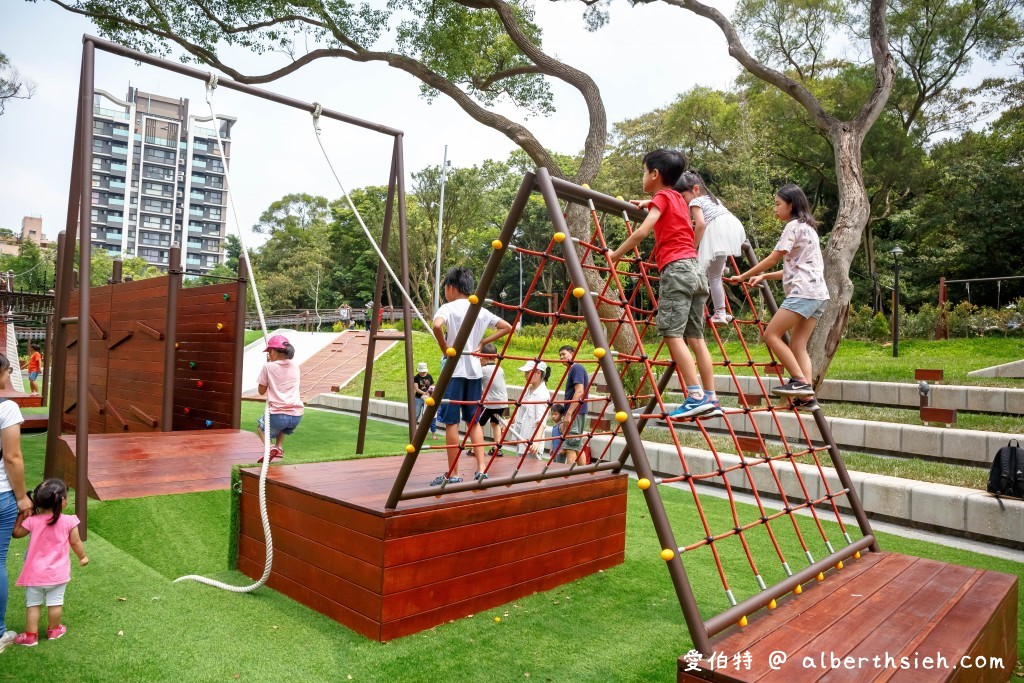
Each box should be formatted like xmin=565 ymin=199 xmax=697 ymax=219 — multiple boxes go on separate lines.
xmin=4 ymin=409 xmax=1023 ymax=681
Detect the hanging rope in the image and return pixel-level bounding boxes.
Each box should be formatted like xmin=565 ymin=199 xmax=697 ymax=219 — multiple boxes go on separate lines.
xmin=174 ymin=74 xmax=276 ymax=593
xmin=309 ymin=104 xmax=431 ymax=330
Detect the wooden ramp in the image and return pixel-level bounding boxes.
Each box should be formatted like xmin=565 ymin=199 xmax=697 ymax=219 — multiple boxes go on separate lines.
xmin=237 ymin=453 xmax=627 ymax=641
xmin=55 ymin=430 xmax=265 ymax=500
xmin=298 ymin=330 xmax=402 ymax=401
xmin=677 ymin=551 xmax=1018 ymax=682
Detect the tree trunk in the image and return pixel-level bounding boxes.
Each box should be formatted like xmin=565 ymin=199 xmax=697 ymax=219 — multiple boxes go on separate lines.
xmin=809 ymin=126 xmax=871 ymax=387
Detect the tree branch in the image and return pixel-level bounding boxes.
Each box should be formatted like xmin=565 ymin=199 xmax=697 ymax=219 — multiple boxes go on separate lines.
xmin=656 ymin=0 xmax=837 ymax=132
xmin=473 ymin=65 xmax=545 ymax=90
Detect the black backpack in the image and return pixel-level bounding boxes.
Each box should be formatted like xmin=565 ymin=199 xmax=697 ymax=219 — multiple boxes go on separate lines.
xmin=987 ymin=439 xmax=1024 ymax=499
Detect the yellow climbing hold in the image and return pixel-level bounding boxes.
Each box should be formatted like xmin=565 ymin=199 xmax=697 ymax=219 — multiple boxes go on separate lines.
xmin=405 ymin=444 xmax=416 ymax=453
xmin=816 ymin=572 xmax=825 ymax=581
xmin=615 ymin=195 xmax=624 ymax=201
xmin=637 ymin=478 xmax=651 ymax=490
xmin=446 ymin=347 xmax=457 ymax=357
xmin=593 ymin=347 xmax=606 ymax=359
xmin=615 ymin=411 xmax=628 ymax=423
xmin=660 ymin=548 xmax=675 ymax=561
xmin=768 ymin=599 xmax=777 ymax=610
xmin=581 ymin=183 xmax=590 ymax=190
xmin=491 ymin=239 xmax=503 ymax=250
xmin=854 ymin=551 xmax=861 ymax=559
xmin=738 ymin=616 xmax=748 ymax=627
xmin=553 ymin=232 xmax=566 ymax=243
xmin=836 ymin=561 xmax=844 ymax=570
xmin=468 ymin=294 xmax=479 ymax=305
xmin=572 ymin=287 xmax=585 ymax=298
xmin=794 ymin=584 xmax=803 ymax=595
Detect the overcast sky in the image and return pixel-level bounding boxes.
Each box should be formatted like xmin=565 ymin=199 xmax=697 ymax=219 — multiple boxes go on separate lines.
xmin=0 ymin=1 xmax=1015 ymax=252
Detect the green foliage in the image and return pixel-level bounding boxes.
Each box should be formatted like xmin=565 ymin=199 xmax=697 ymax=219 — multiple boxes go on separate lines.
xmin=870 ymin=311 xmax=891 ymax=341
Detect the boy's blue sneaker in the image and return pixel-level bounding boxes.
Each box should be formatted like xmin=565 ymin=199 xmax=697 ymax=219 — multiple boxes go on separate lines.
xmin=705 ymin=401 xmax=724 ymax=418
xmin=668 ymin=395 xmax=716 ymax=419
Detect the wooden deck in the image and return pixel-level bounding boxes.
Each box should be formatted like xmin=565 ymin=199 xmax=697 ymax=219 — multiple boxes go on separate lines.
xmin=237 ymin=452 xmax=628 ymax=641
xmin=54 ymin=429 xmax=265 ymax=500
xmin=0 ymin=386 xmax=42 ymax=408
xmin=677 ymin=551 xmax=1018 ymax=682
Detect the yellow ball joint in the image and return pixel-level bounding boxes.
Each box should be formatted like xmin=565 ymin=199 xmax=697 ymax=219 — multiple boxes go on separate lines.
xmin=854 ymin=551 xmax=861 ymax=559
xmin=581 ymin=183 xmax=591 ymax=190
xmin=738 ymin=616 xmax=748 ymax=627
xmin=660 ymin=548 xmax=675 ymax=561
xmin=424 ymin=397 xmax=435 ymax=407
xmin=593 ymin=347 xmax=606 ymax=359
xmin=615 ymin=195 xmax=624 ymax=201
xmin=768 ymin=599 xmax=777 ymax=610
xmin=614 ymin=411 xmax=628 ymax=423
xmin=836 ymin=561 xmax=844 ymax=570
xmin=468 ymin=294 xmax=479 ymax=305
xmin=491 ymin=239 xmax=503 ymax=250
xmin=553 ymin=232 xmax=566 ymax=243
xmin=816 ymin=572 xmax=825 ymax=582
xmin=793 ymin=584 xmax=803 ymax=595
xmin=446 ymin=347 xmax=457 ymax=357
xmin=637 ymin=478 xmax=651 ymax=490
xmin=572 ymin=287 xmax=586 ymax=298
xmin=405 ymin=444 xmax=416 ymax=454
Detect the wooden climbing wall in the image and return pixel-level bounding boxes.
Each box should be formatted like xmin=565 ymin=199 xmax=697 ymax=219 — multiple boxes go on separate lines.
xmin=105 ymin=277 xmax=169 ymax=432
xmin=173 ymin=282 xmax=240 ymax=431
xmin=63 ymin=284 xmax=113 ymax=433
xmin=62 ymin=276 xmax=242 ymax=435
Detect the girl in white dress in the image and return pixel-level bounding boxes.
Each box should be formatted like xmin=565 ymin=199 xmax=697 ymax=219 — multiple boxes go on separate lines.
xmin=511 ymin=360 xmax=551 ymax=460
xmin=676 ymin=171 xmax=747 ymax=324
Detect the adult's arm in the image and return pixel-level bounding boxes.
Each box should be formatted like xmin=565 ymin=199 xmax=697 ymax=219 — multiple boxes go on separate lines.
xmin=1 ymin=422 xmax=32 ymax=516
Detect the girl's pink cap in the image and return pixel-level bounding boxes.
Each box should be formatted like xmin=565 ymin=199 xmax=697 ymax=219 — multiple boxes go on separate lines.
xmin=264 ymin=334 xmax=290 ymax=351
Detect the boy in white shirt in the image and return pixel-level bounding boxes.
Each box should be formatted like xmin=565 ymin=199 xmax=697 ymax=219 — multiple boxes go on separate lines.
xmin=431 ymin=267 xmax=513 ymax=484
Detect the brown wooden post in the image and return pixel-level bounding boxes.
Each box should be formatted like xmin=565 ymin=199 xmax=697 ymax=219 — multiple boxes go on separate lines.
xmin=936 ymin=276 xmax=948 ymax=340
xmin=111 ymin=258 xmax=122 ymax=284
xmin=230 ymin=257 xmax=248 ymax=430
xmin=395 ymin=135 xmax=417 ymax=442
xmin=75 ymin=38 xmax=96 ymax=537
xmin=44 ymin=232 xmax=77 ymax=479
xmin=161 ymin=245 xmax=181 ymax=431
xmin=356 ymin=143 xmax=399 ymax=455
xmin=41 ymin=311 xmax=53 ymax=408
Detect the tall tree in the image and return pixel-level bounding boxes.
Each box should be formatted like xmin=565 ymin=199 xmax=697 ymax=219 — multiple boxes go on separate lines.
xmin=0 ymin=51 xmax=34 ymax=115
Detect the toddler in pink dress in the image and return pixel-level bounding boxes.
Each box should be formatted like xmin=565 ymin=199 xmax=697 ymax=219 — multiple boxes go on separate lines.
xmin=12 ymin=479 xmax=88 ymax=647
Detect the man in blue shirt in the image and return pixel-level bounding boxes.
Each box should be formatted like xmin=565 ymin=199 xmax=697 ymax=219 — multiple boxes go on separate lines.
xmin=557 ymin=345 xmax=589 ymax=466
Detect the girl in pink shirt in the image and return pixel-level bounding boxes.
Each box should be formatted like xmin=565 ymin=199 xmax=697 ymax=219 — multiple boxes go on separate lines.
xmin=12 ymin=479 xmax=88 ymax=647
xmin=256 ymin=334 xmax=304 ymax=462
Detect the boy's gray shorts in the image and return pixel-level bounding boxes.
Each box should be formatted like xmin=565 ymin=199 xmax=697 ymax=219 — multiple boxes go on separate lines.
xmin=657 ymin=259 xmax=709 ymax=339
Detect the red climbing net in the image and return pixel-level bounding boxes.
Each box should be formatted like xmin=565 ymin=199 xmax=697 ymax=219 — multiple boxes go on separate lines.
xmin=404 ymin=173 xmax=870 ymax=633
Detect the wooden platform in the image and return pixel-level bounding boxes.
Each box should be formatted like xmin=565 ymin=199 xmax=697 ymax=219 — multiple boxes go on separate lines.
xmin=678 ymin=551 xmax=1018 ymax=682
xmin=0 ymin=386 xmax=42 ymax=408
xmin=54 ymin=429 xmax=265 ymax=500
xmin=237 ymin=453 xmax=628 ymax=641
xmin=22 ymin=414 xmax=48 ymax=433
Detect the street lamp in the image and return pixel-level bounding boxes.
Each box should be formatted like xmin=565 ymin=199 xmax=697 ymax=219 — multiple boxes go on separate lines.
xmin=891 ymin=245 xmax=904 ymax=358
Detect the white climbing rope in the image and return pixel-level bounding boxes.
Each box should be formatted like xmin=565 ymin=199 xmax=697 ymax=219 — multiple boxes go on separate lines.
xmin=309 ymin=103 xmax=431 ymax=330
xmin=174 ymin=74 xmax=276 ymax=593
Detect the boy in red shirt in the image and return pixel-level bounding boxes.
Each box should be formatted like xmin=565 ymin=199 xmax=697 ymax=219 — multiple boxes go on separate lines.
xmin=608 ymin=149 xmax=719 ymax=419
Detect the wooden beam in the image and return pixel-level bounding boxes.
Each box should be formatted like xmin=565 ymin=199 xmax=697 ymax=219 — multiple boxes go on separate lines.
xmin=89 ymin=315 xmax=106 ymax=340
xmin=134 ymin=321 xmax=164 ymax=340
xmin=105 ymin=401 xmax=129 ymax=430
xmin=129 ymin=404 xmax=159 ymax=428
xmin=921 ymin=406 xmax=957 ymax=425
xmin=107 ymin=330 xmax=133 ymax=350
xmin=915 ymin=368 xmax=944 ymax=382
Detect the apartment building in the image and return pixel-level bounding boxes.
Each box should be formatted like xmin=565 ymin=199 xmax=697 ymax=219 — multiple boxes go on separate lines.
xmin=91 ymin=87 xmax=235 ymax=274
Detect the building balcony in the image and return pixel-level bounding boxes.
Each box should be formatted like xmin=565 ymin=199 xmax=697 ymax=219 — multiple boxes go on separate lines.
xmin=145 ymin=135 xmax=176 ymax=148
xmin=93 ymin=106 xmax=130 ymax=120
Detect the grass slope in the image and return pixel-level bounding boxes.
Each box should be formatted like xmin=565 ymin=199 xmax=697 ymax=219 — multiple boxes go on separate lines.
xmin=4 ymin=410 xmax=1021 ymax=681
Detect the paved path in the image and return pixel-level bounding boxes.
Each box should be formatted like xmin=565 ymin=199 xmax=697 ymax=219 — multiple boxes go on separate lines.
xmin=298 ymin=330 xmax=402 ymax=402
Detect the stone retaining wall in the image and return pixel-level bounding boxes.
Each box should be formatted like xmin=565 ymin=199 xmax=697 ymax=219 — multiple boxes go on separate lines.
xmin=310 ymin=393 xmax=1024 ymax=549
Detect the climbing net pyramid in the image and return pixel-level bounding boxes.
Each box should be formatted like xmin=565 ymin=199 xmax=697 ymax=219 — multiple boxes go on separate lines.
xmin=389 ymin=169 xmax=876 ymax=652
